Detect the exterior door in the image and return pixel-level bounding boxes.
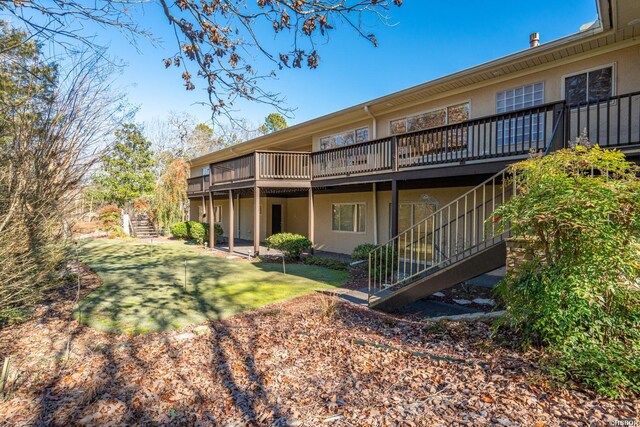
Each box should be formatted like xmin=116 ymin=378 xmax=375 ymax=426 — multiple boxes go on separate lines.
xmin=271 ymin=204 xmax=282 ymax=235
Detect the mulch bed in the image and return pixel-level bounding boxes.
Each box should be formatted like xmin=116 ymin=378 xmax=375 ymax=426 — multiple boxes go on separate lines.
xmin=0 ymin=263 xmax=637 ymax=426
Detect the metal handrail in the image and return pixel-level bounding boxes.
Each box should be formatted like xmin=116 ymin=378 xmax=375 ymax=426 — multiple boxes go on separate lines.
xmin=366 ymin=104 xmax=566 ymax=303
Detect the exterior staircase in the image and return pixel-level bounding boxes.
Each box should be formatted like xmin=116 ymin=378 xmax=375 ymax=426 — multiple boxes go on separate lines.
xmin=130 ymin=213 xmax=158 ymax=239
xmin=366 ymin=101 xmax=569 ymax=312
xmin=367 ymin=167 xmax=519 ymax=311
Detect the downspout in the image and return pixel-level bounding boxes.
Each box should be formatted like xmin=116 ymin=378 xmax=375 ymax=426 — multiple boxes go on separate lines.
xmin=365 ymin=105 xmax=378 ymax=244
xmin=364 ymin=105 xmax=377 ymax=139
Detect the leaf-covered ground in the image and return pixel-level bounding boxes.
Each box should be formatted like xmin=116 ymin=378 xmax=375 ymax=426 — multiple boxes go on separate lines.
xmin=0 ymin=262 xmax=637 ymax=426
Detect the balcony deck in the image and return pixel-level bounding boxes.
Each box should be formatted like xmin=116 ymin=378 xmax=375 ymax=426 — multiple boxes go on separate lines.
xmin=188 ymin=92 xmax=640 ymax=196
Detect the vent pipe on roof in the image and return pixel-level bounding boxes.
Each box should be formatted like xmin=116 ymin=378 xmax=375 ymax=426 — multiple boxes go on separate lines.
xmin=529 ymin=32 xmax=540 ymax=48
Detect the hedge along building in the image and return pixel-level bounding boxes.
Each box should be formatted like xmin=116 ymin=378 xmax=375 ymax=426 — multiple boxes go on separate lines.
xmin=188 ymin=0 xmax=640 ymax=309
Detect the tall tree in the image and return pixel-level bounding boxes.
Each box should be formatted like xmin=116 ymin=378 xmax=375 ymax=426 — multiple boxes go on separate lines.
xmin=189 ymin=123 xmax=223 ymax=157
xmin=259 ymin=112 xmax=288 ymax=134
xmin=1 ymin=1 xmax=402 ymax=119
xmin=98 ymin=123 xmax=155 ymax=206
xmin=152 ymin=158 xmax=190 ymax=230
xmin=0 ymin=21 xmax=126 ymax=322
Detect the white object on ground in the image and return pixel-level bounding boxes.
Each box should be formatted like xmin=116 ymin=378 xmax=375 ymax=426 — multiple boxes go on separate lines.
xmin=472 ymin=298 xmax=497 ymax=306
xmin=453 ymin=298 xmax=472 ymax=305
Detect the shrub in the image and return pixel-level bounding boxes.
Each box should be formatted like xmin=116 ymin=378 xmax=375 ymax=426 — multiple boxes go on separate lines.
xmin=186 ymin=221 xmax=206 ymax=244
xmin=265 ymin=233 xmax=311 ymax=260
xmin=171 ymin=221 xmax=222 ymax=244
xmin=494 ymin=144 xmax=640 ymax=398
xmin=352 ymin=243 xmax=377 ymax=260
xmin=170 ymin=221 xmax=188 ymax=239
xmin=98 ymin=204 xmax=121 ymax=231
xmin=304 ymin=255 xmax=348 ymax=271
xmin=107 ymin=225 xmax=127 ymax=239
xmin=213 ymin=223 xmax=224 ymax=244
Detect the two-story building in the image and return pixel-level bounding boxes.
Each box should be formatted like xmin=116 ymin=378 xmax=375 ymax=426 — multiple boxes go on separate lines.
xmin=187 ymin=0 xmax=640 ymax=310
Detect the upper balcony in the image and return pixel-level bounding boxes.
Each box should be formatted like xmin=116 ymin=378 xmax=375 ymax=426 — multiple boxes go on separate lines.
xmin=188 ymin=91 xmax=640 ymax=195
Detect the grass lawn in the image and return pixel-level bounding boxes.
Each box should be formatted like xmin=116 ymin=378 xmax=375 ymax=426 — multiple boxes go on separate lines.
xmin=75 ymin=238 xmax=348 ymax=334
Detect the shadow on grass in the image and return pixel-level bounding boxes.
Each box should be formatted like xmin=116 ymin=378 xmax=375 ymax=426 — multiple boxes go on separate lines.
xmin=74 ymin=239 xmax=345 ymax=334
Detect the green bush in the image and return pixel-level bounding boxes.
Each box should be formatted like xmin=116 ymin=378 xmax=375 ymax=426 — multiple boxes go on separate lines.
xmin=304 ymin=255 xmax=349 ymax=271
xmin=265 ymin=233 xmax=311 ymax=260
xmin=170 ymin=221 xmax=188 ymax=239
xmin=171 ymin=221 xmax=223 ymax=244
xmin=494 ymin=144 xmax=640 ymax=398
xmin=186 ymin=221 xmax=206 ymax=244
xmin=352 ymin=243 xmax=377 ymax=260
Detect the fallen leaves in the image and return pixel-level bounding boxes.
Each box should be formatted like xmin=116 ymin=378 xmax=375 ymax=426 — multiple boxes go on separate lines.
xmin=0 ymin=263 xmax=637 ymax=426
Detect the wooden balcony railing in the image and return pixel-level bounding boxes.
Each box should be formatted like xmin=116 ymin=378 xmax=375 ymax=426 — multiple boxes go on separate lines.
xmin=311 ymin=137 xmax=393 ymax=178
xmin=187 ymin=92 xmax=639 ymax=195
xmin=396 ymin=101 xmax=562 ymax=169
xmin=211 ymin=153 xmax=255 ymax=184
xmin=257 ymin=151 xmax=311 ymax=180
xmin=187 ymin=174 xmax=209 ymax=193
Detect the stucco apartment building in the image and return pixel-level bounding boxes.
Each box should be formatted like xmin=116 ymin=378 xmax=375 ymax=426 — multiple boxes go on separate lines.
xmin=188 ymin=0 xmax=640 ymax=308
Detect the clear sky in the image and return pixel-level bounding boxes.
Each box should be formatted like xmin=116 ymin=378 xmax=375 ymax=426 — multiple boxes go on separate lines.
xmin=85 ymin=0 xmax=599 ymax=129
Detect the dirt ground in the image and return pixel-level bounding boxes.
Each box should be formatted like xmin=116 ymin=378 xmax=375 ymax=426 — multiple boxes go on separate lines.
xmin=0 ymin=262 xmax=637 ymax=426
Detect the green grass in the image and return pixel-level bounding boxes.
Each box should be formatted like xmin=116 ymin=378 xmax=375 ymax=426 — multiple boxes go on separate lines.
xmin=75 ymin=239 xmax=348 ymax=334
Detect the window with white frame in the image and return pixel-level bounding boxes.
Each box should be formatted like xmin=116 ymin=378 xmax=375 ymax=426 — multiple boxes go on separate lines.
xmin=319 ymin=127 xmax=369 ymax=150
xmin=564 ymin=66 xmax=613 ymax=105
xmin=496 ymin=83 xmax=545 ymax=146
xmin=496 ymin=83 xmax=544 ymax=113
xmin=389 ymin=102 xmax=470 ymax=135
xmin=332 ymin=203 xmax=366 ymax=233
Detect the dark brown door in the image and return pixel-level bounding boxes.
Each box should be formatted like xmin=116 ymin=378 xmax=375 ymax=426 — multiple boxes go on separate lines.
xmin=271 ymin=204 xmax=282 ymax=235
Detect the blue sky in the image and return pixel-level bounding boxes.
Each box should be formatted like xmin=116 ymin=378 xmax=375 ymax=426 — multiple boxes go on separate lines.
xmin=91 ymin=0 xmax=599 ymax=128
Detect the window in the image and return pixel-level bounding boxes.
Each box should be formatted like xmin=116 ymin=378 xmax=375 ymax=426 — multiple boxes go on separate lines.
xmin=496 ymin=83 xmax=545 ymax=146
xmin=390 ymin=102 xmax=470 ymax=135
xmin=320 ymin=127 xmax=369 ymax=150
xmin=564 ymin=66 xmax=613 ymax=105
xmin=332 ymin=203 xmax=366 ymax=233
xmin=202 ymin=167 xmax=210 ymax=176
xmin=390 ymin=202 xmax=435 ymax=235
xmin=496 ymin=82 xmax=544 ymax=113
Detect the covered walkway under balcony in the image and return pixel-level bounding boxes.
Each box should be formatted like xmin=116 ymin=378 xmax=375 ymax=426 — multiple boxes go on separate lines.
xmin=195 ymin=187 xmax=315 ymax=257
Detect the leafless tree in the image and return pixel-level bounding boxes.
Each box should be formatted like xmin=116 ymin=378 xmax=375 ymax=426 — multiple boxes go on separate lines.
xmin=0 ymin=0 xmax=402 ymax=122
xmin=0 ymin=53 xmax=128 ymax=319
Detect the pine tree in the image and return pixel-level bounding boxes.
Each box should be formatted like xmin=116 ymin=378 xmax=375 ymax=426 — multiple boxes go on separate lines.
xmin=98 ymin=123 xmax=155 ymax=206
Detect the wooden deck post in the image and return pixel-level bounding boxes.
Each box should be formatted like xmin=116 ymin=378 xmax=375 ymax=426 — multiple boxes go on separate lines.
xmin=308 ymin=187 xmax=314 ymax=253
xmin=208 ymin=191 xmax=215 ymax=250
xmin=253 ymin=186 xmax=260 ymax=256
xmin=228 ymin=190 xmax=234 ymax=254
xmin=391 ymin=179 xmax=399 ymax=239
xmin=372 ymin=182 xmax=378 ymax=245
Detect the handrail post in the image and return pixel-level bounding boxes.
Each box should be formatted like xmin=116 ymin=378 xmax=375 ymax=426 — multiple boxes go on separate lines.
xmin=254 ymin=151 xmax=260 ymax=180
xmin=548 ymin=101 xmax=567 ymax=153
xmin=391 ymin=136 xmax=398 ymax=172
